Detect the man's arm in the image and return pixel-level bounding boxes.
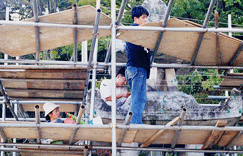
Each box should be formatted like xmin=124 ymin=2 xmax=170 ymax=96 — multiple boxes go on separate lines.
xmin=105 ymin=92 xmax=131 ymax=101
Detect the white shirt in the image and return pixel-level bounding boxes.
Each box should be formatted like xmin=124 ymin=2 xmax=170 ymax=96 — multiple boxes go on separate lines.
xmin=100 ymin=79 xmax=128 ymax=106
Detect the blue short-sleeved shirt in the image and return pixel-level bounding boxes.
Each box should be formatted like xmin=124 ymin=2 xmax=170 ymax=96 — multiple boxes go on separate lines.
xmin=126 ymin=23 xmax=151 ymax=78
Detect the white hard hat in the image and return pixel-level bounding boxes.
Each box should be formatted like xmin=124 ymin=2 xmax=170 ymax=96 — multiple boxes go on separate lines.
xmin=43 ymin=102 xmax=60 ymax=117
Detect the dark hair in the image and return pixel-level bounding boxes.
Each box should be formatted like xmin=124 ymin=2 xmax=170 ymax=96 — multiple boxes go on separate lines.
xmin=45 ymin=111 xmax=52 ymax=121
xmin=131 ymin=6 xmax=149 ymax=21
xmin=117 ymin=67 xmax=126 ymax=77
xmin=45 ymin=114 xmax=50 ymax=121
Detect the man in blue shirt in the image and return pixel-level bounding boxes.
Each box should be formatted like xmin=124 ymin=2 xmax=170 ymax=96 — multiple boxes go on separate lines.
xmin=125 ymin=6 xmax=150 ymax=124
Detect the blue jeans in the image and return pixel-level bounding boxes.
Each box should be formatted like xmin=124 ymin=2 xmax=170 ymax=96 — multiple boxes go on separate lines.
xmin=125 ymin=66 xmax=147 ymax=124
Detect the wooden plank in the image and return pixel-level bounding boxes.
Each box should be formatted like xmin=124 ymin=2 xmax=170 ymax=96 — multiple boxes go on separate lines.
xmin=2 ymin=79 xmax=86 ymax=90
xmin=219 ymin=78 xmax=243 ymax=87
xmin=201 ymin=120 xmax=227 ymax=149
xmin=0 ymin=69 xmax=26 ymax=79
xmin=3 ymin=127 xmax=37 ymax=139
xmin=227 ymin=131 xmax=243 ymax=146
xmin=227 ymin=73 xmax=243 ymax=76
xmin=6 ymin=89 xmax=84 ymax=99
xmin=175 ymin=129 xmax=212 ymax=145
xmin=117 ymin=18 xmax=243 ymax=66
xmin=21 ymin=104 xmax=78 ymax=112
xmin=0 ymin=68 xmax=87 ymax=79
xmin=0 ymin=5 xmax=111 ymax=57
xmin=10 ymin=98 xmax=82 ymax=101
xmin=217 ymin=131 xmax=239 ymax=146
xmin=25 ymin=69 xmax=87 ymax=80
xmin=226 ymin=131 xmax=243 ymax=148
xmin=20 ymin=148 xmax=84 ymax=156
xmin=134 ymin=129 xmax=212 ymax=145
xmin=2 ymin=121 xmax=243 ymax=146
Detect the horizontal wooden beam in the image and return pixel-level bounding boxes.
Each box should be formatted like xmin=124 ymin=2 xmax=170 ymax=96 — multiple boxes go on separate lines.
xmin=0 ymin=69 xmax=87 ymax=79
xmin=2 ymin=79 xmax=86 ymax=90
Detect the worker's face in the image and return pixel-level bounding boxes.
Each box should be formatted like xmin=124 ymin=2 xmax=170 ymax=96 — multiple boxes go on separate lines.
xmin=134 ymin=14 xmax=147 ymax=26
xmin=116 ymin=75 xmax=127 ymax=87
xmin=49 ymin=107 xmax=60 ymax=121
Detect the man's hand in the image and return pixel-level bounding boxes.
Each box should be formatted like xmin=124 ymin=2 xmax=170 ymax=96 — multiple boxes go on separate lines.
xmin=122 ymin=92 xmax=131 ymax=98
xmin=105 ymin=92 xmax=131 ymax=102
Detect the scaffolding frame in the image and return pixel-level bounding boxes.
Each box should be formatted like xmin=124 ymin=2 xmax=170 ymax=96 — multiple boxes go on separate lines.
xmin=0 ymin=0 xmax=243 ymax=155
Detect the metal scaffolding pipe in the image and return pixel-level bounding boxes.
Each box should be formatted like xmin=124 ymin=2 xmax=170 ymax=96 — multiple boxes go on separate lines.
xmin=207 ymin=96 xmax=229 ymax=99
xmin=35 ymin=105 xmax=41 ymax=144
xmin=35 ymin=105 xmax=40 ymax=125
xmin=190 ymin=33 xmax=205 ymax=65
xmin=116 ymin=0 xmax=128 ymax=25
xmin=117 ymin=112 xmax=133 ymax=146
xmin=18 ymin=103 xmax=27 ymax=118
xmin=12 ymin=100 xmax=82 ymax=105
xmin=72 ymin=4 xmax=78 ymax=62
xmin=229 ymin=41 xmax=243 ymax=66
xmin=111 ymin=0 xmax=117 ymax=154
xmin=1 ymin=20 xmax=243 ymax=33
xmin=0 ymin=122 xmax=243 ymax=132
xmin=0 ymin=59 xmax=90 ymax=65
xmin=69 ymin=105 xmax=85 ymax=145
xmin=150 ymin=0 xmax=175 ymax=65
xmin=0 ymin=129 xmax=6 ymax=143
xmin=203 ymin=0 xmax=217 ymax=28
xmin=117 ymin=26 xmax=243 ymax=33
xmin=83 ymin=145 xmax=89 ymax=156
xmin=191 ymin=0 xmax=217 ymax=65
xmin=0 ymin=80 xmax=18 ymax=121
xmin=2 ymin=62 xmax=243 ymax=70
xmin=0 ymin=20 xmax=110 ymax=29
xmin=171 ymin=108 xmax=187 ymax=148
xmin=82 ymin=9 xmax=101 ymax=108
xmin=32 ymin=0 xmax=41 ymax=61
xmin=4 ymin=118 xmax=57 ymax=121
xmin=0 ymin=143 xmax=243 ymax=154
xmin=104 ymin=0 xmax=128 ymax=64
xmin=90 ymin=1 xmax=100 ymax=121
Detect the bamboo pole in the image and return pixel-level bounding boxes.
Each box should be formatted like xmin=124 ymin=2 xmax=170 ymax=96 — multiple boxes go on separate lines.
xmin=117 ymin=112 xmax=133 ymax=146
xmin=171 ymin=108 xmax=187 ymax=148
xmin=68 ymin=105 xmax=85 ymax=145
xmin=140 ymin=116 xmax=180 ymax=148
xmin=35 ymin=105 xmax=41 ymax=144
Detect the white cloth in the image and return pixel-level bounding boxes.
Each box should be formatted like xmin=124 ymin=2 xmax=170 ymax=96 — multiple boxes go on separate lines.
xmin=100 ymin=79 xmax=128 ymax=106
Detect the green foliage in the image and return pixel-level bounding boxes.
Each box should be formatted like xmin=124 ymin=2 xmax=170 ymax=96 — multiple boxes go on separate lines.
xmin=178 ymin=69 xmax=225 ymax=104
xmin=201 ymin=69 xmax=223 ymax=91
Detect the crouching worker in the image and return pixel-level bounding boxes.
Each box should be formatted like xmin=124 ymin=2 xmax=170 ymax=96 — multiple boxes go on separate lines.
xmin=100 ymin=67 xmax=131 ymax=110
